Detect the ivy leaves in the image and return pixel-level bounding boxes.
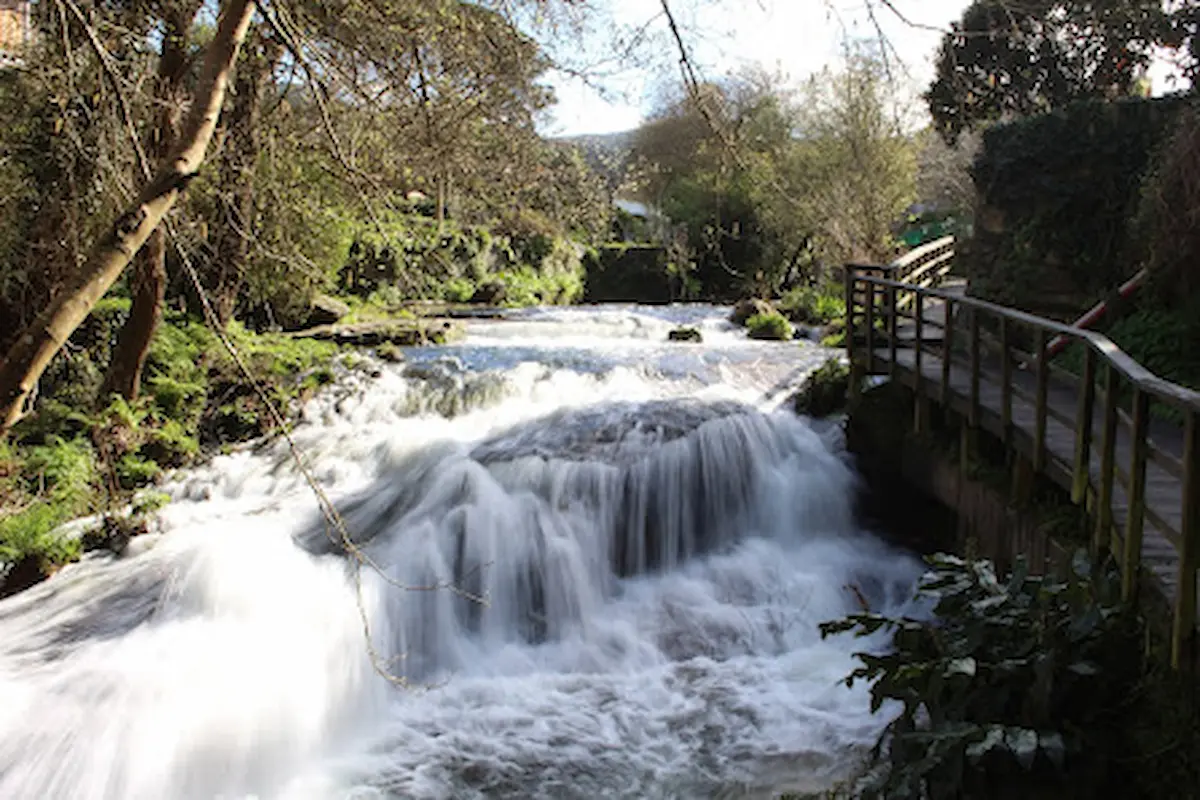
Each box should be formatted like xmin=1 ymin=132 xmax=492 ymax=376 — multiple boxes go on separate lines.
xmin=820 ymin=551 xmax=1139 ymax=798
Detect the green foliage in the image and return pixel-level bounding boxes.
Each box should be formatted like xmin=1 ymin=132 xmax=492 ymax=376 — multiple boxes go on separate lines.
xmin=1058 ymin=298 xmax=1200 ymax=422
xmin=491 ymin=267 xmax=583 ymax=306
xmin=779 ymin=285 xmax=846 ymax=325
xmin=631 ymin=50 xmax=916 ymax=300
xmin=443 ymin=277 xmax=477 ymax=303
xmin=966 ymin=97 xmax=1186 ymax=311
xmin=0 ymin=436 xmax=98 ymax=580
xmin=926 ymin=0 xmax=1179 ymax=143
xmin=746 ymin=312 xmax=793 ymax=341
xmin=821 ymin=552 xmax=1141 ymax=798
xmin=1133 ymin=105 xmax=1200 ymax=301
xmin=792 ymin=358 xmax=850 ymax=417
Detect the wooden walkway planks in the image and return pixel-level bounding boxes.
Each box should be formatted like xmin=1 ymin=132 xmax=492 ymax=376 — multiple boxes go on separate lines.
xmin=846 ymin=258 xmax=1200 ymax=667
xmin=875 ymin=345 xmax=1185 ymax=601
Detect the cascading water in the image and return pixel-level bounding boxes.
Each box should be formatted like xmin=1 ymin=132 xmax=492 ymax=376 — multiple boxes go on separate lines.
xmin=0 ymin=305 xmax=922 ymax=799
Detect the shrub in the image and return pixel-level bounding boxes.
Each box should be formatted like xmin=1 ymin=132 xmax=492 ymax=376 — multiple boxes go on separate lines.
xmin=792 ymin=358 xmax=850 ymax=417
xmin=779 ymin=285 xmax=846 ymax=325
xmin=443 ymin=277 xmax=477 ymax=303
xmin=821 ymin=552 xmax=1142 ymax=799
xmin=746 ymin=311 xmax=793 ymax=340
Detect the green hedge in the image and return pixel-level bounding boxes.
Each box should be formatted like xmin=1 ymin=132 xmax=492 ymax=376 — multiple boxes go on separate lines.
xmin=966 ymin=97 xmax=1186 ymax=314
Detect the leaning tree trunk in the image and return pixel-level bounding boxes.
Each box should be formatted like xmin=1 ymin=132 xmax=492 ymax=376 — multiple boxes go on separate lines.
xmin=0 ymin=0 xmax=256 ymax=437
xmin=208 ymin=29 xmax=281 ymax=327
xmin=102 ymin=1 xmax=203 ymax=402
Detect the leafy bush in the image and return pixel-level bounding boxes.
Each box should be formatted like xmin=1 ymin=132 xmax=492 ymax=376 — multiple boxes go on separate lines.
xmin=779 ymin=285 xmax=846 ymax=325
xmin=443 ymin=277 xmax=477 ymax=303
xmin=746 ymin=311 xmax=793 ymax=340
xmin=966 ymin=97 xmax=1185 ymax=311
xmin=792 ymin=358 xmax=850 ymax=417
xmin=821 ymin=552 xmax=1141 ymax=799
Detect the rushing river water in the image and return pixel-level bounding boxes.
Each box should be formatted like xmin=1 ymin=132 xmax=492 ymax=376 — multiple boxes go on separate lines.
xmin=0 ymin=305 xmax=922 ymax=800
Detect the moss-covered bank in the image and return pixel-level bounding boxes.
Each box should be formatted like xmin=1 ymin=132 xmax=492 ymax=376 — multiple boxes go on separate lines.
xmin=0 ymin=303 xmax=386 ymax=597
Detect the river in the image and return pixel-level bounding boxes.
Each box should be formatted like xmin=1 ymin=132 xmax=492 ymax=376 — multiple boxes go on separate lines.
xmin=0 ymin=304 xmax=922 ymax=800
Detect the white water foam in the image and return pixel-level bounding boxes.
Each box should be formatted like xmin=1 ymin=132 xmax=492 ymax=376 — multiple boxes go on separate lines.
xmin=0 ymin=305 xmax=919 ymax=799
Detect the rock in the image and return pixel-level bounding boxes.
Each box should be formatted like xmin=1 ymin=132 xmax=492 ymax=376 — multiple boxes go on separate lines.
xmin=790 ymin=358 xmax=850 ymax=418
xmin=306 ymin=294 xmax=350 ymax=327
xmin=730 ymin=298 xmax=776 ymax=326
xmin=470 ymin=281 xmax=507 ymax=305
xmin=667 ymin=327 xmax=703 ymax=343
xmin=376 ymin=342 xmax=405 ymax=363
xmin=290 ymin=319 xmax=465 ymax=347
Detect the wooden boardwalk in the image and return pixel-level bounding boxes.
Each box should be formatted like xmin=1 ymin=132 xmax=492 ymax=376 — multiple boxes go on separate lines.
xmin=845 ymin=259 xmax=1200 ymax=668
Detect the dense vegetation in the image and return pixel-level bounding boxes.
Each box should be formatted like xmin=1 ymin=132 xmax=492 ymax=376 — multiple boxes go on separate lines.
xmin=0 ymin=0 xmax=617 ymax=592
xmin=823 ymin=552 xmax=1198 ymax=798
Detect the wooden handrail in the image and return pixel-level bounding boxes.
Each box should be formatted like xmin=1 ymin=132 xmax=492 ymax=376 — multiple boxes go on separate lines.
xmin=844 ymin=263 xmax=1200 ymax=670
xmin=884 ymin=235 xmax=956 ymax=275
xmin=851 ymin=272 xmax=1200 ymax=414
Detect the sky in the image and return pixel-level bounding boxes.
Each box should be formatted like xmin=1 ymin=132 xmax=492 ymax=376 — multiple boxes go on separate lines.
xmin=537 ymin=0 xmax=975 ymax=137
xmin=536 ymin=0 xmax=1188 ymax=138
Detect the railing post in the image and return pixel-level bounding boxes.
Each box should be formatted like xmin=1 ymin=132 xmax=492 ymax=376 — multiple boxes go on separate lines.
xmin=1121 ymin=388 xmax=1150 ymax=603
xmin=1072 ymin=348 xmax=1097 ymax=505
xmin=1001 ymin=317 xmax=1012 ymax=448
xmin=1095 ymin=365 xmax=1119 ymax=558
xmin=864 ymin=278 xmax=876 ymax=374
xmin=913 ymin=290 xmax=926 ymax=433
xmin=1174 ymin=409 xmax=1200 ymax=670
xmin=844 ymin=265 xmax=856 ymax=367
xmin=887 ymin=281 xmax=897 ymax=382
xmin=941 ymin=299 xmax=954 ymax=409
xmin=969 ymin=308 xmax=981 ymax=428
xmin=1034 ymin=329 xmax=1050 ymax=472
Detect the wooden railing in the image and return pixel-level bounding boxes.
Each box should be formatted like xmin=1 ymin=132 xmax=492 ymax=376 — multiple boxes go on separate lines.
xmin=884 ymin=235 xmax=956 ymax=312
xmin=845 ymin=264 xmax=1200 ymax=669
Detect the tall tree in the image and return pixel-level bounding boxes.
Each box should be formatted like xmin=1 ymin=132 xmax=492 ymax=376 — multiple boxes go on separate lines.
xmin=206 ymin=27 xmax=283 ymax=326
xmin=103 ymin=0 xmax=204 ymax=400
xmin=927 ymin=0 xmax=1183 ymax=143
xmin=0 ymin=0 xmax=256 ymax=435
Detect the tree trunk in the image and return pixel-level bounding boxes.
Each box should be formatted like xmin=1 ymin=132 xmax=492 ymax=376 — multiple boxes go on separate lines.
xmin=209 ymin=30 xmax=281 ymax=327
xmin=103 ymin=230 xmax=167 ymax=401
xmin=102 ymin=1 xmax=202 ymax=401
xmin=0 ymin=0 xmax=256 ymax=437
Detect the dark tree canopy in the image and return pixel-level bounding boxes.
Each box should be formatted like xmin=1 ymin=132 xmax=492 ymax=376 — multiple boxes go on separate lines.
xmin=926 ymin=0 xmax=1188 ymax=142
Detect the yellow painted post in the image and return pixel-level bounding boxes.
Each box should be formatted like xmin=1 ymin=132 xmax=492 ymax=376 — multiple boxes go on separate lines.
xmin=1121 ymin=388 xmax=1150 ymax=602
xmin=1095 ymin=365 xmax=1119 ymax=559
xmin=1072 ymin=348 xmax=1097 ymax=505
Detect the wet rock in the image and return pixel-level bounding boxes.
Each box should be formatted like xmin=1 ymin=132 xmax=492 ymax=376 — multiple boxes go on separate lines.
xmin=470 ymin=281 xmax=507 ymax=305
xmin=306 ymin=294 xmax=350 ymax=327
xmin=729 ymin=298 xmax=777 ymax=326
xmin=790 ymin=358 xmax=850 ymax=418
xmin=376 ymin=342 xmax=405 ymax=363
xmin=289 ymin=319 xmax=465 ymax=347
xmin=667 ymin=327 xmax=703 ymax=343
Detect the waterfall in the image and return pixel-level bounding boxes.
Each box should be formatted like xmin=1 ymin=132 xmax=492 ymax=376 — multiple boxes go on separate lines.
xmin=0 ymin=305 xmax=921 ymax=800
